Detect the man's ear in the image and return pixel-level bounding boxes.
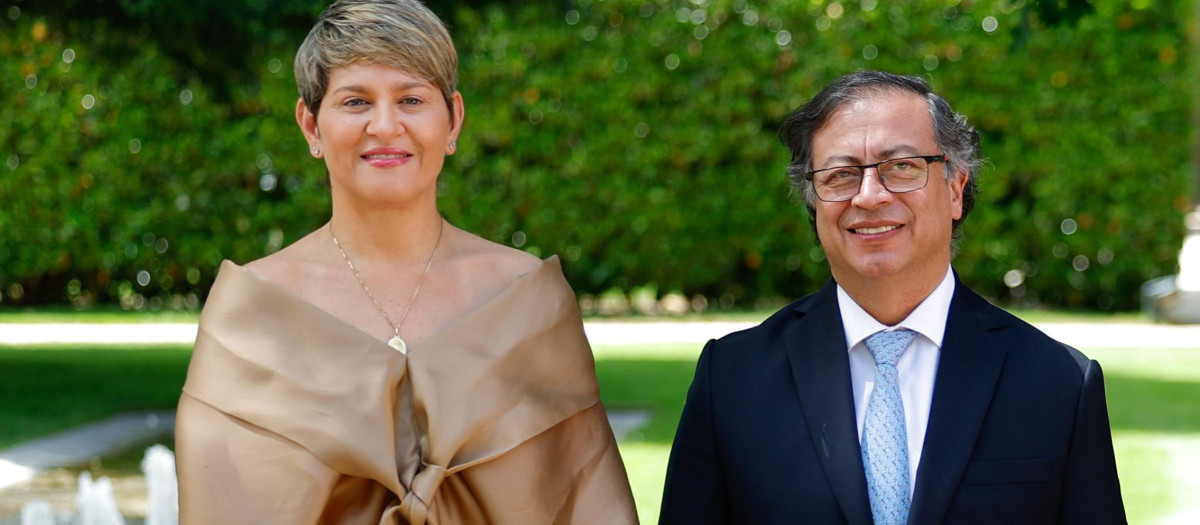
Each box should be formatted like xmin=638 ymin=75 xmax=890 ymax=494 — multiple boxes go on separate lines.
xmin=948 ymin=167 xmax=968 ymax=221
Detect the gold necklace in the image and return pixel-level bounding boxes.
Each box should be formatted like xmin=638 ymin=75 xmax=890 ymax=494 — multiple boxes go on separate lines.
xmin=330 ymin=219 xmax=444 ymax=355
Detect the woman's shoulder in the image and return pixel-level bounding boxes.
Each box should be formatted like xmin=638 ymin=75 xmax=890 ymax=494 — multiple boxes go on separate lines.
xmin=242 ymin=229 xmax=339 ymax=297
xmin=449 ymin=227 xmax=543 ymax=282
xmin=435 ymin=227 xmax=554 ymax=312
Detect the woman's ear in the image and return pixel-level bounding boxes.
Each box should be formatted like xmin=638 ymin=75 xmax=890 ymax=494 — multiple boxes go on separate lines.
xmin=446 ymin=91 xmax=465 ymax=155
xmin=296 ymin=98 xmax=322 ymax=157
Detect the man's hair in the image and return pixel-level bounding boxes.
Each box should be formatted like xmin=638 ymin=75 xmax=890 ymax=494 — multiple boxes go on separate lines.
xmin=294 ymin=0 xmax=458 ymax=121
xmin=778 ymin=70 xmax=982 ymax=242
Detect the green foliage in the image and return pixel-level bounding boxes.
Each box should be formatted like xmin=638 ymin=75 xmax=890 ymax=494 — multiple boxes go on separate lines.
xmin=14 ymin=0 xmax=326 ymax=100
xmin=0 ymin=0 xmax=1193 ymax=310
xmin=441 ymin=0 xmax=1194 ymax=310
xmin=1 ymin=2 xmax=326 ymax=308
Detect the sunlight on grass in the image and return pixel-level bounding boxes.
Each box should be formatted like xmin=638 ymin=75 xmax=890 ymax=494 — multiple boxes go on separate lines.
xmin=1110 ymin=432 xmax=1200 ymax=524
xmin=616 ymin=442 xmax=672 ymax=525
xmin=592 ymin=342 xmax=702 ymax=361
xmin=1088 ymin=347 xmax=1200 ymax=524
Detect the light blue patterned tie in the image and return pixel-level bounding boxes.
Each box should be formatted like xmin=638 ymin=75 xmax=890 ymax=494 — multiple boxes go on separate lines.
xmin=862 ymin=329 xmax=917 ymax=525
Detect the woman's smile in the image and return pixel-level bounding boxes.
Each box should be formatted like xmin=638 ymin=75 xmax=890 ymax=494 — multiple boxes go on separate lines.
xmin=362 ymin=147 xmax=413 ymax=168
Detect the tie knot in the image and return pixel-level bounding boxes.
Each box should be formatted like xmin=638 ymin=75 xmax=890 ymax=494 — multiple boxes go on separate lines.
xmin=865 ymin=329 xmax=916 ymax=366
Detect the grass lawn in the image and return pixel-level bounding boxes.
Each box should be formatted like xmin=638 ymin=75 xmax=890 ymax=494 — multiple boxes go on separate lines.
xmin=0 ymin=344 xmax=192 ymax=449
xmin=1 ymin=337 xmax=1195 ymax=524
xmin=1086 ymin=346 xmax=1200 ymax=524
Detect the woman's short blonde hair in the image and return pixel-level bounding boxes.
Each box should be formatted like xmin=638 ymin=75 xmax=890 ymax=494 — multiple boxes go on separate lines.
xmin=294 ymin=0 xmax=458 ymax=120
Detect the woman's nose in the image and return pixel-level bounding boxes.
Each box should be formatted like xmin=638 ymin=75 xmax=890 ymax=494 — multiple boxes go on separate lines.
xmin=367 ymin=106 xmax=404 ymax=137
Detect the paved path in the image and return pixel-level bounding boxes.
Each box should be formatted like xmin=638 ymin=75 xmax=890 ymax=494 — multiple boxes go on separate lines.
xmin=0 ymin=412 xmax=174 ymax=490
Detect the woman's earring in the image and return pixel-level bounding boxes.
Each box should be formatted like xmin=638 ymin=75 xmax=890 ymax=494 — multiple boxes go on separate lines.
xmin=448 ymin=141 xmax=457 ymax=150
xmin=311 ymin=145 xmax=321 ymax=156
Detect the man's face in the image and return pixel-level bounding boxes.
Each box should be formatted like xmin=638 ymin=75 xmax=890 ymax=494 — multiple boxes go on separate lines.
xmin=810 ymin=91 xmax=967 ymax=290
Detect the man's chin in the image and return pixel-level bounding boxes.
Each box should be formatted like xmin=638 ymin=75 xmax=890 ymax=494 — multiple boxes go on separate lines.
xmin=835 ymin=255 xmax=909 ymax=281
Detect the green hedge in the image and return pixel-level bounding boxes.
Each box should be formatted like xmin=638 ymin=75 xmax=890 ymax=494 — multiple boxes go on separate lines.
xmin=0 ymin=0 xmax=1193 ymax=311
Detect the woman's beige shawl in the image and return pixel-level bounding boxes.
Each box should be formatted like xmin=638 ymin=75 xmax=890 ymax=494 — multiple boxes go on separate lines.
xmin=176 ymin=257 xmax=637 ymax=524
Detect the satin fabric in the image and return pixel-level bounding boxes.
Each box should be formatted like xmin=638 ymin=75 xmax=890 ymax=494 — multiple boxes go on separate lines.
xmin=176 ymin=257 xmax=637 ymax=524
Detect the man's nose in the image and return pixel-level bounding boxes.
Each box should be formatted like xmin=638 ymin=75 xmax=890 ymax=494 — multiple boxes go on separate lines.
xmin=851 ymin=168 xmax=893 ymax=208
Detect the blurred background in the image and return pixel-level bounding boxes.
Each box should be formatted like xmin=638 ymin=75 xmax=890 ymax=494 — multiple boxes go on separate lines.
xmin=2 ymin=0 xmax=1196 ymax=315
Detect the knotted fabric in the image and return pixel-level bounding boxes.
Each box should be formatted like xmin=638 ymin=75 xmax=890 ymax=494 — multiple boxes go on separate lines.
xmin=862 ymin=328 xmax=917 ymax=525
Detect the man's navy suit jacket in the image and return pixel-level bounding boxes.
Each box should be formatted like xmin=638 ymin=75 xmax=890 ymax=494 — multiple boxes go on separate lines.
xmin=660 ymin=277 xmax=1126 ymax=524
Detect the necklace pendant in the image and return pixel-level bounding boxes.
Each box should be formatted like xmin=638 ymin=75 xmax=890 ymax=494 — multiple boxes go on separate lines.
xmin=387 ymin=335 xmax=408 ymax=354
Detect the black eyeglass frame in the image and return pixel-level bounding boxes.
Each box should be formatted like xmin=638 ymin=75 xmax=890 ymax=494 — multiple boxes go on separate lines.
xmin=804 ymin=154 xmax=948 ymax=202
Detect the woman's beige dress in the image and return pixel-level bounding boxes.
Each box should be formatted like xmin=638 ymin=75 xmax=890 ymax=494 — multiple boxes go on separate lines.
xmin=176 ymin=257 xmax=637 ymax=524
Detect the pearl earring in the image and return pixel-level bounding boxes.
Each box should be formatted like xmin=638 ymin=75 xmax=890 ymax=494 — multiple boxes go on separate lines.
xmin=449 ymin=141 xmax=457 ymax=149
xmin=311 ymin=145 xmax=321 ymax=155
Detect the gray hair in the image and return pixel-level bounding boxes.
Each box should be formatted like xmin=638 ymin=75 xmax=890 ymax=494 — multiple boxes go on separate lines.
xmin=778 ymin=70 xmax=982 ymax=241
xmin=294 ymin=0 xmax=458 ymax=120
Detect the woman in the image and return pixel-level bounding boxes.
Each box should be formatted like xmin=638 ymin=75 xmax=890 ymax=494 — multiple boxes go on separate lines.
xmin=174 ymin=1 xmax=637 ymax=522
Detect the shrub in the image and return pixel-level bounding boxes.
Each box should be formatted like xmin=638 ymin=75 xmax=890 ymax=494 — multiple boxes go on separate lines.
xmin=0 ymin=0 xmax=1192 ymax=311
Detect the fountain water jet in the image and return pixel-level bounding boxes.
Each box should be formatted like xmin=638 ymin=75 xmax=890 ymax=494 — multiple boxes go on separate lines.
xmin=16 ymin=445 xmax=179 ymax=525
xmin=74 ymin=471 xmax=125 ymax=525
xmin=140 ymin=444 xmax=178 ymax=525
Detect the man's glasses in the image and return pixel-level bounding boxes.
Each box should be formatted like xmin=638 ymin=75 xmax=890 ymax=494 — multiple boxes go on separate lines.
xmin=804 ymin=154 xmax=947 ymax=202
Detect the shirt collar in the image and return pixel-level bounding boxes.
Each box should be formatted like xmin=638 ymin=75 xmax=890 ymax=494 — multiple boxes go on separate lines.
xmin=836 ymin=266 xmax=956 ymax=352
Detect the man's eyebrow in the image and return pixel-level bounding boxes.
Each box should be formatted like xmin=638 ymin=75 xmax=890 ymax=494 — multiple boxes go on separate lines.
xmin=876 ymin=145 xmax=923 ymax=159
xmin=818 ymin=154 xmax=863 ymax=168
xmin=817 ymin=145 xmax=924 ymax=168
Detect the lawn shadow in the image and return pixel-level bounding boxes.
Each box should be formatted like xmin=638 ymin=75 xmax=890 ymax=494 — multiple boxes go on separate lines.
xmin=1104 ymin=372 xmax=1200 ymax=434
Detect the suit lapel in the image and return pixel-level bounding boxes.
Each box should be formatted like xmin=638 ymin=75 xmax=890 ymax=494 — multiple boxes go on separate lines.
xmin=785 ymin=281 xmax=874 ymax=525
xmin=908 ymin=279 xmax=1008 ymax=524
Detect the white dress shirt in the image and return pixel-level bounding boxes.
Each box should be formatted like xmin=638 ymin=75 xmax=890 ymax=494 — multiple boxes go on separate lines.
xmin=837 ymin=266 xmax=955 ymax=496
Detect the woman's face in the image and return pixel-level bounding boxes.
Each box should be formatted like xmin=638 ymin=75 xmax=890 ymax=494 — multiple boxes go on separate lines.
xmin=297 ymin=62 xmax=463 ymax=207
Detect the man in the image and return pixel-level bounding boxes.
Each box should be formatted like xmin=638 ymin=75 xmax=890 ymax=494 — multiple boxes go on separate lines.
xmin=660 ymin=70 xmax=1125 ymax=524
